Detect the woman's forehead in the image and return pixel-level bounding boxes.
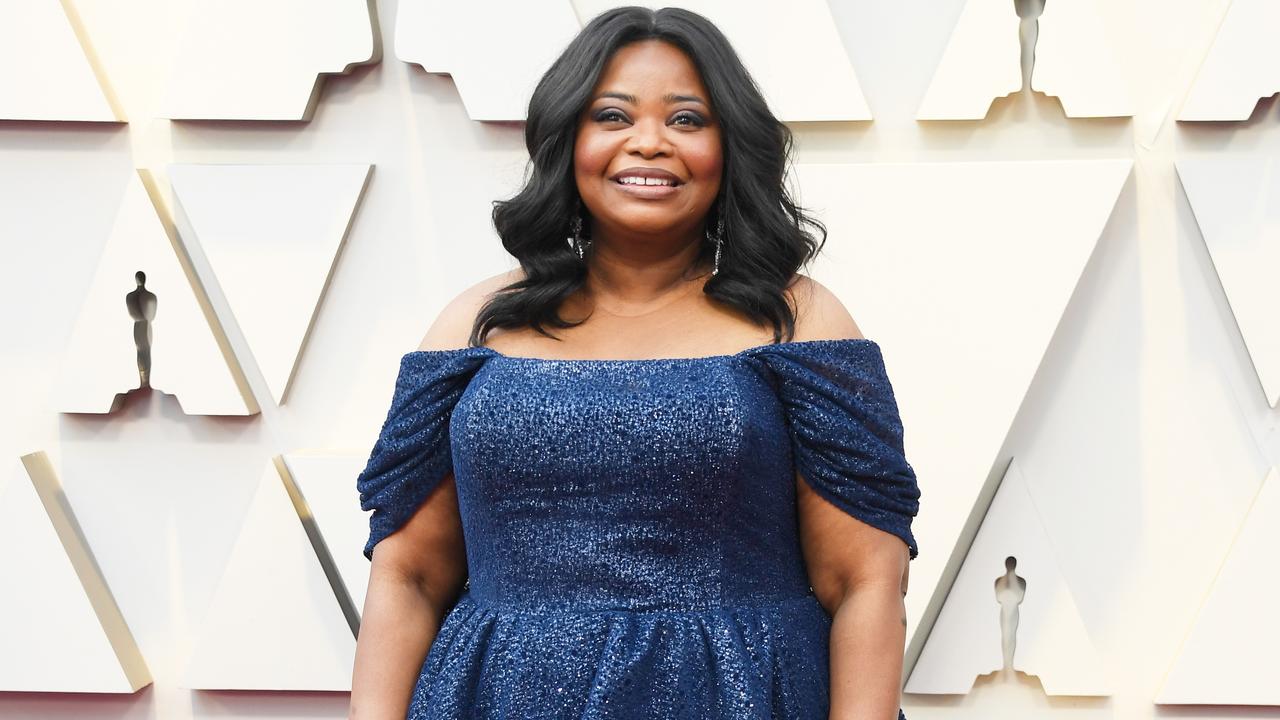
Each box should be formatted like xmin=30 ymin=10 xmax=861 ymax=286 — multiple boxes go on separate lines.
xmin=594 ymin=40 xmax=706 ymax=95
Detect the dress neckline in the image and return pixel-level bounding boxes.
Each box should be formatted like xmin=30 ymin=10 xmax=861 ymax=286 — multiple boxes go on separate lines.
xmin=402 ymin=337 xmax=879 ymax=365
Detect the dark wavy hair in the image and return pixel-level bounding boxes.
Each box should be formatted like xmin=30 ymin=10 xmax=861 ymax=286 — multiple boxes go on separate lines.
xmin=469 ymin=5 xmax=826 ymax=347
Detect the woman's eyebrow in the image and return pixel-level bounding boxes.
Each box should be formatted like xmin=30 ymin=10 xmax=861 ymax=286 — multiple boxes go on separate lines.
xmin=666 ymin=93 xmax=708 ymax=106
xmin=595 ymin=91 xmax=709 ymax=107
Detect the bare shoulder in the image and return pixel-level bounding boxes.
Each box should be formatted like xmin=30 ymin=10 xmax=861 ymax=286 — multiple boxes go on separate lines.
xmin=784 ymin=273 xmax=865 ymax=342
xmin=417 ymin=267 xmax=527 ymax=352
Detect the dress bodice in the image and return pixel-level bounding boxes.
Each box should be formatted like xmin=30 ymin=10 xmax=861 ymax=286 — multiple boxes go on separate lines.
xmin=354 ymin=338 xmax=921 ymax=719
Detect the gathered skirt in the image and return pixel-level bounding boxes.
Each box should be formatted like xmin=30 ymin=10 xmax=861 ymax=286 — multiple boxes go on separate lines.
xmin=407 ymin=592 xmax=845 ymax=719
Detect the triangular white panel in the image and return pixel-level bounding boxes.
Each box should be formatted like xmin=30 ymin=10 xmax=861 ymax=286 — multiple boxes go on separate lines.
xmin=918 ymin=0 xmax=1132 ymax=119
xmin=183 ymin=460 xmax=355 ymax=690
xmin=170 ymin=164 xmax=373 ymax=405
xmin=0 ymin=453 xmax=150 ymax=693
xmin=1158 ymin=467 xmax=1280 ymax=704
xmin=161 ymin=0 xmax=379 ymax=121
xmin=57 ymin=172 xmax=255 ymax=416
xmin=1177 ymin=156 xmax=1280 ymax=408
xmin=1178 ymin=0 xmax=1280 ymax=121
xmin=0 ymin=2 xmax=119 ymax=121
xmin=283 ymin=454 xmax=373 ymax=615
xmin=1031 ymin=0 xmax=1133 ymax=118
xmin=793 ymin=160 xmax=1132 ymax=667
xmin=396 ymin=0 xmax=581 ymax=121
xmin=906 ymin=460 xmax=1108 ymax=696
xmin=916 ymin=1 xmax=1021 ymax=120
xmin=576 ymin=0 xmax=871 ymax=121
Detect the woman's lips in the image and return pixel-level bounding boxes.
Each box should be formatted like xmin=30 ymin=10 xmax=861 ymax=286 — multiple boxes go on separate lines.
xmin=612 ymin=178 xmax=681 ymax=199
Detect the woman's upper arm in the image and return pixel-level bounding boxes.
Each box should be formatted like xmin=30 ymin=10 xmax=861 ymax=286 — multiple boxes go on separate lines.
xmin=784 ymin=274 xmax=914 ymax=608
xmin=367 ymin=269 xmax=520 ymax=598
xmin=369 ymin=473 xmax=467 ymax=608
xmin=797 ymin=471 xmax=910 ymax=611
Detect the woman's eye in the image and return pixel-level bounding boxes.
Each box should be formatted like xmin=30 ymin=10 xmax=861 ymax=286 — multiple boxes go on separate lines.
xmin=595 ymin=109 xmax=628 ymax=123
xmin=671 ymin=111 xmax=706 ymax=127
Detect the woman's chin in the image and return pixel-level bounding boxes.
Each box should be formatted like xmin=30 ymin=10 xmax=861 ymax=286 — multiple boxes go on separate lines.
xmin=599 ymin=219 xmax=690 ymax=238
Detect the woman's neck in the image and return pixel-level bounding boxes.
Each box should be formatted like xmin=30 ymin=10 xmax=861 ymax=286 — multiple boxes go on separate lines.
xmin=582 ymin=239 xmax=707 ymax=305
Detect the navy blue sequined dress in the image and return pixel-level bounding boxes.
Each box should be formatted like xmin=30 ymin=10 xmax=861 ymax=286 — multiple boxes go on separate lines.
xmin=356 ymin=338 xmax=920 ymax=719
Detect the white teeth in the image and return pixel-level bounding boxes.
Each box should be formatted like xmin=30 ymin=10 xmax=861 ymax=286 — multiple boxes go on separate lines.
xmin=618 ymin=176 xmax=675 ymax=186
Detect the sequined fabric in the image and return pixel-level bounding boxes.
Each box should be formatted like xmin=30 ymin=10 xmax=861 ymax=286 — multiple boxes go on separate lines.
xmin=356 ymin=338 xmax=920 ymax=719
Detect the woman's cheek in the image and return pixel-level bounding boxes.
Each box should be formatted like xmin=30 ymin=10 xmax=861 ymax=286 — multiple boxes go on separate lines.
xmin=574 ymin=133 xmax=612 ymax=173
xmin=684 ymin=142 xmax=723 ymax=180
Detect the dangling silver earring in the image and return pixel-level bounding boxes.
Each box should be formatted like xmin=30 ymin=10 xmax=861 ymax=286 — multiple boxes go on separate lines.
xmin=567 ymin=201 xmax=592 ymax=261
xmin=708 ymin=216 xmax=725 ymax=275
xmin=568 ymin=214 xmax=586 ymax=259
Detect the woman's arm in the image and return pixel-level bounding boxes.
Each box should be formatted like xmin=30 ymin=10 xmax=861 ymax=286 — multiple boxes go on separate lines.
xmin=350 ymin=475 xmax=468 ymax=719
xmin=350 ymin=281 xmax=500 ymax=719
xmin=798 ymin=471 xmax=911 ymax=720
xmin=782 ymin=274 xmax=915 ymax=718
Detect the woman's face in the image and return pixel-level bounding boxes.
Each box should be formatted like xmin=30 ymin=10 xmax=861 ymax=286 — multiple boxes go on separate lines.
xmin=574 ymin=39 xmax=723 ymax=247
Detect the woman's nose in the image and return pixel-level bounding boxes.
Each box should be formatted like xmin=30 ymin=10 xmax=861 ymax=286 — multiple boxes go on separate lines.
xmin=626 ymin=118 xmax=671 ymax=157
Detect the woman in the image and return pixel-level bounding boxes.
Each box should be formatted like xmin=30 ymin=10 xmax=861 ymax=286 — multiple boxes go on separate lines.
xmin=350 ymin=7 xmax=920 ymax=719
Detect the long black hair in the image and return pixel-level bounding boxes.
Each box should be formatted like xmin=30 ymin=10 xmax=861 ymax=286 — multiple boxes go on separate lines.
xmin=469 ymin=5 xmax=826 ymax=347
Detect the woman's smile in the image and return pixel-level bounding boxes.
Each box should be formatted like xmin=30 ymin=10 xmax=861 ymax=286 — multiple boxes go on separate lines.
xmin=614 ymin=182 xmax=681 ymax=200
xmin=609 ymin=166 xmax=685 ymax=199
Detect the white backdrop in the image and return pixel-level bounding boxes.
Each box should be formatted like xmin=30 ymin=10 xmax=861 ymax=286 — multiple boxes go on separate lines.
xmin=2 ymin=0 xmax=1278 ymax=718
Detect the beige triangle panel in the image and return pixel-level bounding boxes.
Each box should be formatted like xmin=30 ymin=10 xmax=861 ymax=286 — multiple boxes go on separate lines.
xmin=0 ymin=453 xmax=150 ymax=692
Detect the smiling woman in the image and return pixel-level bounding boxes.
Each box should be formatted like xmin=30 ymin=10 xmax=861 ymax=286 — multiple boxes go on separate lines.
xmin=474 ymin=6 xmax=828 ymax=346
xmin=349 ymin=6 xmax=920 ymax=720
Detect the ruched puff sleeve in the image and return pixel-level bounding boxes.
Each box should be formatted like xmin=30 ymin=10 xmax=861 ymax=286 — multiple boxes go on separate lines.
xmin=747 ymin=338 xmax=921 ymax=559
xmin=356 ymin=346 xmax=495 ymax=560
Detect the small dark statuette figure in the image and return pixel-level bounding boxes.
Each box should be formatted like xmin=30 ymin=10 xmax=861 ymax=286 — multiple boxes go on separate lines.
xmin=994 ymin=555 xmax=1027 ymax=672
xmin=1014 ymin=0 xmax=1047 ymax=93
xmin=125 ymin=270 xmax=157 ymax=388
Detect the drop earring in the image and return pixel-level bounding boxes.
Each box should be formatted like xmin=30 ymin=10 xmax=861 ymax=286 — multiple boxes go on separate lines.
xmin=568 ymin=215 xmax=585 ymax=259
xmin=708 ymin=216 xmax=725 ymax=275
